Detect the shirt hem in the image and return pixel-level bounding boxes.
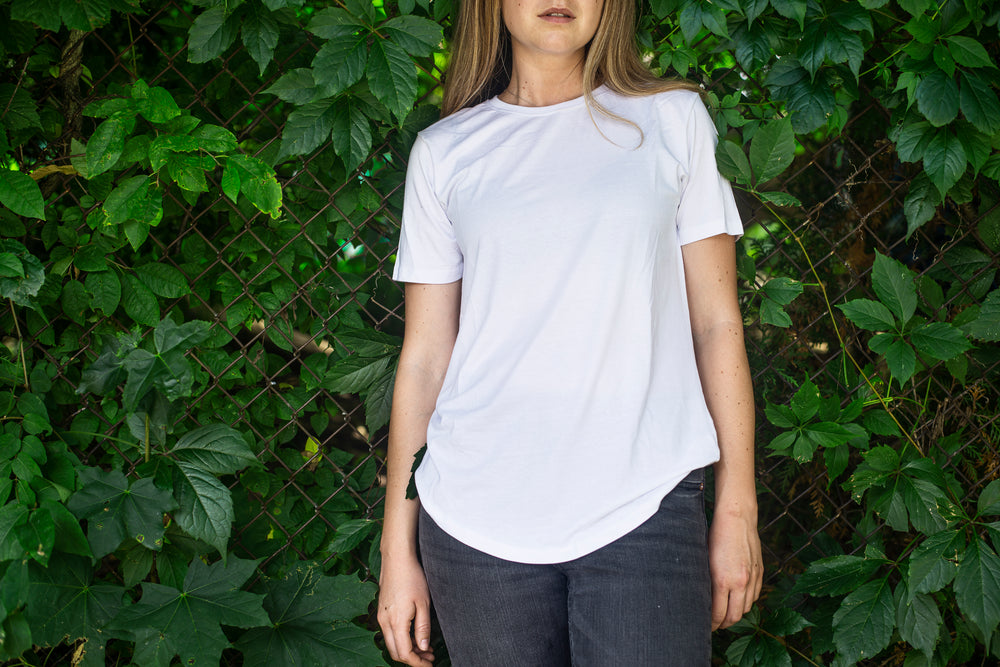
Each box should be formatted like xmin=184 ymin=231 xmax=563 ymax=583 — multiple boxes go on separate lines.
xmin=416 ymin=452 xmax=719 ymax=564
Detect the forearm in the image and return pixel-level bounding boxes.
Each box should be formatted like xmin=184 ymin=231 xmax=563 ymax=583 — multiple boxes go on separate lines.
xmin=381 ymin=361 xmax=447 ymax=559
xmin=380 ymin=282 xmax=460 ymax=561
xmin=692 ymin=322 xmax=757 ymax=516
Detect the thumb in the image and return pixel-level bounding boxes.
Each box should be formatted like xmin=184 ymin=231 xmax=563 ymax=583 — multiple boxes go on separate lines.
xmin=414 ymin=601 xmax=432 ymax=652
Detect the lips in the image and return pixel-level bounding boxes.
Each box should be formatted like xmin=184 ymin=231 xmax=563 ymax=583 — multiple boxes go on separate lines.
xmin=539 ymin=7 xmax=575 ymax=18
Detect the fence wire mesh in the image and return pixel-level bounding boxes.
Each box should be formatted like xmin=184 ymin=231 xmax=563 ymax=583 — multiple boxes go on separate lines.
xmin=13 ymin=3 xmax=1000 ymax=663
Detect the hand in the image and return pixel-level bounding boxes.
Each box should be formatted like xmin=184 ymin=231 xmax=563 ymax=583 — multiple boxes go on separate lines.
xmin=708 ymin=507 xmax=762 ymax=631
xmin=377 ymin=553 xmax=435 ymax=667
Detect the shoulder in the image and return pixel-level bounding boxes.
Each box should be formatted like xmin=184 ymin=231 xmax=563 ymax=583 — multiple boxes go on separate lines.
xmin=416 ymin=99 xmax=501 ymax=151
xmin=650 ymin=88 xmax=706 ymax=121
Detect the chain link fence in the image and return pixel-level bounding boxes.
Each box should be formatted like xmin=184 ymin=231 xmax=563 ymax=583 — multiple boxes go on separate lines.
xmin=15 ymin=2 xmax=1000 ymax=662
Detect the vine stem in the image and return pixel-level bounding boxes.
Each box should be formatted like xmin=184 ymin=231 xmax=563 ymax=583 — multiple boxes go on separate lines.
xmin=761 ymin=201 xmax=923 ymax=455
xmin=756 ymin=627 xmax=825 ymax=667
xmin=9 ymin=299 xmax=29 ymax=390
xmin=60 ymin=430 xmax=142 ymax=448
xmin=145 ymin=413 xmax=151 ymax=463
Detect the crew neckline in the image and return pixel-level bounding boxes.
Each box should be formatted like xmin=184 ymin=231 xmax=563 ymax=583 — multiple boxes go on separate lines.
xmin=487 ymin=84 xmax=611 ymax=115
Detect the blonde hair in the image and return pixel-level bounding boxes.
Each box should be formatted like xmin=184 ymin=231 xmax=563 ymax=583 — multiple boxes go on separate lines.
xmin=441 ymin=0 xmax=702 ymax=119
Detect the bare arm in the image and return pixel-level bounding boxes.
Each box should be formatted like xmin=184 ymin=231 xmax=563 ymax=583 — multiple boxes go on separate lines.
xmin=681 ymin=234 xmax=762 ymax=631
xmin=378 ymin=281 xmax=461 ymax=667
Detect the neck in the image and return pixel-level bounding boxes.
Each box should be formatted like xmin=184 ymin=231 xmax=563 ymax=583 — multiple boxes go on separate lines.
xmin=501 ymin=51 xmax=587 ymax=107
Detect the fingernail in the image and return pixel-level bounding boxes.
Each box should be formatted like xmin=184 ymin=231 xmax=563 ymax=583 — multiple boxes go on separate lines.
xmin=420 ymin=639 xmax=429 ymax=650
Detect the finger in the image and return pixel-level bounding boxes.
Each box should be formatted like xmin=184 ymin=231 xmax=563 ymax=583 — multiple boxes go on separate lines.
xmin=382 ymin=624 xmax=399 ymax=663
xmin=392 ymin=614 xmax=417 ymax=662
xmin=710 ymin=584 xmax=728 ymax=631
xmin=414 ymin=600 xmax=433 ymax=653
xmin=723 ymin=587 xmax=747 ymax=629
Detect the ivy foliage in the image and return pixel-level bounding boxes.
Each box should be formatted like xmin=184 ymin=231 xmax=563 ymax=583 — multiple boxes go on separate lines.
xmin=0 ymin=0 xmax=998 ymax=664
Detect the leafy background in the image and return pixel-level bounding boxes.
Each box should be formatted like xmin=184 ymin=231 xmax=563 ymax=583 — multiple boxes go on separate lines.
xmin=0 ymin=0 xmax=999 ymax=664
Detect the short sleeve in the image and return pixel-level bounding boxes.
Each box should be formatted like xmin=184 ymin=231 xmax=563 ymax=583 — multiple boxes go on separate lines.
xmin=392 ymin=134 xmax=464 ymax=283
xmin=675 ymin=95 xmax=744 ymax=246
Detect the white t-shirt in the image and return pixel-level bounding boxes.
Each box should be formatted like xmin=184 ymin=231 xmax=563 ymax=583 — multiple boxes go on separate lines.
xmin=393 ymin=86 xmax=744 ymax=564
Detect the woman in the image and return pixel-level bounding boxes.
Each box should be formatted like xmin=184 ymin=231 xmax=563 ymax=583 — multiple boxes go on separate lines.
xmin=378 ymin=1 xmax=762 ymax=664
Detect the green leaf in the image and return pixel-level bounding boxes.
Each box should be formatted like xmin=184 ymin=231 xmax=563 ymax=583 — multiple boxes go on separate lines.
xmin=331 ymin=99 xmax=374 ymax=173
xmin=785 ymin=75 xmax=837 ymax=134
xmin=0 ymin=240 xmax=45 ymax=306
xmin=67 ymin=467 xmax=178 ymax=556
xmin=323 ymin=355 xmax=391 ymax=394
xmin=715 ymin=139 xmax=752 ymax=185
xmin=0 ymin=169 xmax=45 ymax=219
xmin=764 ymin=607 xmax=814 ymax=636
xmin=956 ymin=122 xmax=991 ymax=175
xmin=42 ymin=500 xmax=92 ymax=558
xmin=895 ymin=119 xmax=934 ymax=163
xmin=955 ymin=537 xmax=1000 ymax=638
xmin=884 ymin=338 xmax=917 ymax=385
xmin=765 ymin=402 xmax=797 ymax=428
xmin=0 ymin=504 xmax=28 ymax=560
xmin=191 ymin=125 xmax=238 ymax=153
xmin=946 ymin=36 xmax=995 ymax=69
xmin=932 ymin=44 xmax=955 ymax=78
xmin=790 ymin=380 xmax=820 ymax=422
xmin=799 ymin=21 xmax=864 ymax=80
xmin=837 ymin=298 xmax=896 ymax=331
xmin=308 ymin=7 xmax=366 ymax=39
xmin=755 ymin=191 xmax=801 ymax=207
xmin=108 ymin=557 xmax=268 ymax=665
xmin=362 ymin=364 xmax=395 ymax=433
xmin=965 ymin=289 xmax=1000 ymax=341
xmin=17 ymin=506 xmax=54 ymax=564
xmin=960 ymin=72 xmax=1000 ymax=136
xmin=121 ymin=273 xmax=160 ymax=327
xmin=26 ymin=553 xmax=124 ymax=662
xmin=383 ymin=15 xmax=442 ymax=56
xmin=367 ymin=37 xmax=417 ymax=122
xmin=234 ymin=563 xmax=381 ymax=667
xmin=86 ymin=117 xmax=128 ymax=178
xmin=166 ymin=153 xmax=212 ymax=192
xmin=749 ymin=116 xmax=794 ymax=183
xmin=903 ymin=172 xmax=941 ymax=236
xmin=832 ymin=577 xmax=895 ymax=664
xmin=103 ymin=174 xmax=150 ymax=226
xmin=279 ymin=100 xmax=337 ymax=158
xmin=908 ymin=531 xmax=964 ymax=596
xmin=770 ymin=0 xmax=806 ymax=29
xmin=871 ymin=252 xmax=917 ymax=325
xmin=312 ymin=34 xmax=368 ymax=98
xmin=188 ymin=6 xmax=239 ymax=63
xmin=242 ymin=3 xmax=280 ymax=75
xmin=896 ymin=586 xmax=941 ymax=659
xmin=803 ymin=422 xmax=854 ymax=448
xmin=153 ymin=317 xmax=209 ymax=354
xmin=229 ymin=155 xmax=282 ymax=217
xmin=922 ymin=128 xmax=967 ymax=197
xmin=910 ymin=322 xmax=971 ymax=360
xmin=135 ymin=262 xmax=190 ymax=299
xmin=916 ymin=69 xmax=960 ymax=127
xmin=0 ymin=253 xmax=23 ymax=278
xmin=221 ymin=159 xmax=241 ymax=202
xmin=173 ymin=461 xmax=234 ymax=556
xmin=263 ymin=69 xmax=318 ymax=105
xmin=979 ymin=480 xmax=1000 ymax=517
xmin=86 ymin=270 xmax=122 ymax=315
xmin=133 ymin=82 xmax=181 ymax=124
xmin=170 ymin=424 xmax=257 ymax=475
xmin=121 ymin=541 xmax=155 ymax=588
xmin=0 ymin=83 xmax=41 ymax=132
xmin=794 ymin=555 xmax=883 ymax=597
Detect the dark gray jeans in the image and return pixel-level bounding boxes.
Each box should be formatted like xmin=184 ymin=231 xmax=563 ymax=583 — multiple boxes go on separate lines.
xmin=418 ymin=468 xmax=711 ymax=666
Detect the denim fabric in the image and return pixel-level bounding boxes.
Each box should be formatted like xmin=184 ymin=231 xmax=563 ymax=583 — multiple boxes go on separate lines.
xmin=418 ymin=468 xmax=711 ymax=666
